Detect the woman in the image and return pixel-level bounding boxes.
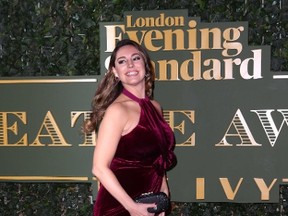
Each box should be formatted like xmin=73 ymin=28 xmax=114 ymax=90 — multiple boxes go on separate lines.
xmin=85 ymin=39 xmax=176 ymax=216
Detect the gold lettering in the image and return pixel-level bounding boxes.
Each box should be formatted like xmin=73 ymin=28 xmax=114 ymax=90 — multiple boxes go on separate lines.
xmin=187 ymin=20 xmax=198 ymax=49
xmin=71 ymin=111 xmax=95 ymax=146
xmin=180 ymin=51 xmax=202 ymax=81
xmin=143 ymin=30 xmax=163 ymax=51
xmin=223 ymin=58 xmax=241 ymax=79
xmin=200 ymin=28 xmax=222 ymax=49
xmin=163 ymin=110 xmax=195 ymax=146
xmin=126 ymin=30 xmax=146 ymax=45
xmin=196 ymin=178 xmax=205 ymax=199
xmin=31 ymin=111 xmax=71 ymax=146
xmin=215 ymin=109 xmax=262 ymax=147
xmin=251 ymin=109 xmax=288 ymax=147
xmin=222 ymin=27 xmax=244 ymax=57
xmin=126 ymin=13 xmax=184 ymax=28
xmin=126 ymin=15 xmax=133 ymax=27
xmin=155 ymin=13 xmax=166 ymax=26
xmin=105 ymin=25 xmax=125 ymax=52
xmin=254 ymin=178 xmax=277 ymax=200
xmin=240 ymin=49 xmax=263 ymax=79
xmin=157 ymin=59 xmax=180 ymax=81
xmin=220 ymin=178 xmax=243 ymax=200
xmin=162 ymin=29 xmax=185 ymax=51
xmin=152 ymin=53 xmax=263 ymax=82
xmin=0 ymin=112 xmax=28 ymax=146
xmin=135 ymin=17 xmax=146 ymax=28
xmin=202 ymin=59 xmax=222 ymax=80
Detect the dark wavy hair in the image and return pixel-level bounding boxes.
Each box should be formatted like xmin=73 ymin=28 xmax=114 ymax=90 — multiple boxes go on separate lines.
xmin=84 ymin=39 xmax=155 ymax=132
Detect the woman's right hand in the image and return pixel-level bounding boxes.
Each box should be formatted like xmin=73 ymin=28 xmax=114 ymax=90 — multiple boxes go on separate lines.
xmin=127 ymin=202 xmax=157 ymax=216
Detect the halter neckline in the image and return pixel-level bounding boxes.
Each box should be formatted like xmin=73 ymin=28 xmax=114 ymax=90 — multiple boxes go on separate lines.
xmin=122 ymin=88 xmax=148 ymax=103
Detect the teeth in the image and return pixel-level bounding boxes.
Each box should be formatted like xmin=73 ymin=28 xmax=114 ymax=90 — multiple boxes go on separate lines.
xmin=127 ymin=71 xmax=137 ymax=76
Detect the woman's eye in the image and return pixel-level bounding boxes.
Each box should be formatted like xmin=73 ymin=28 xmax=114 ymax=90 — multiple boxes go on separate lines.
xmin=132 ymin=55 xmax=141 ymax=61
xmin=118 ymin=59 xmax=126 ymax=64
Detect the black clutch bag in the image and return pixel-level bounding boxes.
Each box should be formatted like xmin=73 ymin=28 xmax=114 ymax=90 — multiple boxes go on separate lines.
xmin=134 ymin=192 xmax=170 ymax=213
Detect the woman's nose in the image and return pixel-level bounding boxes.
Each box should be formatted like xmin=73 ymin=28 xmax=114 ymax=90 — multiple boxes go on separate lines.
xmin=127 ymin=59 xmax=134 ymax=68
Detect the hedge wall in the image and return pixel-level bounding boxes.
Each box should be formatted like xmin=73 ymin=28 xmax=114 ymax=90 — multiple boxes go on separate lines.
xmin=0 ymin=0 xmax=287 ymax=76
xmin=1 ymin=183 xmax=288 ymax=215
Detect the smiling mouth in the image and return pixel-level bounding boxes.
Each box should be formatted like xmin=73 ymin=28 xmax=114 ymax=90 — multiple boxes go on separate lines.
xmin=126 ymin=71 xmax=138 ymax=76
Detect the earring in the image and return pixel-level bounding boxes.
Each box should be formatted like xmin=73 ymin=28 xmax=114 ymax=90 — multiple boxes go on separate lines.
xmin=114 ymin=74 xmax=119 ymax=82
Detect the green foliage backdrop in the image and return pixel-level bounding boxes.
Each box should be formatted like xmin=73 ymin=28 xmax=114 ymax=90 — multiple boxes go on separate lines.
xmin=0 ymin=0 xmax=287 ymax=76
xmin=1 ymin=0 xmax=288 ymax=215
xmin=1 ymin=183 xmax=288 ymax=215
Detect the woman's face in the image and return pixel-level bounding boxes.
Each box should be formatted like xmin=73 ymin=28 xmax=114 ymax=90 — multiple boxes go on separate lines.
xmin=112 ymin=45 xmax=146 ymax=87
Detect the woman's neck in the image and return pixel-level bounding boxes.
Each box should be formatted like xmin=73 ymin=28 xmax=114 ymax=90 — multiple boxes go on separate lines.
xmin=123 ymin=85 xmax=145 ymax=99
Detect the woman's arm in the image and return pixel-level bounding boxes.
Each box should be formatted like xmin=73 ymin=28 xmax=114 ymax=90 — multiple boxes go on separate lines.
xmin=160 ymin=175 xmax=169 ymax=196
xmin=92 ymin=103 xmax=156 ymax=215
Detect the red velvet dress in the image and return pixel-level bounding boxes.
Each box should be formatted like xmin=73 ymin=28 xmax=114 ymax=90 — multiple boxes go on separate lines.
xmin=93 ymin=88 xmax=176 ymax=216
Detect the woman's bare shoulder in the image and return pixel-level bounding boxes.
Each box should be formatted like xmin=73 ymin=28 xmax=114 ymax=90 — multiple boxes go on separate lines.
xmin=106 ymin=100 xmax=128 ymax=118
xmin=150 ymin=99 xmax=163 ymax=115
xmin=104 ymin=94 xmax=133 ymax=119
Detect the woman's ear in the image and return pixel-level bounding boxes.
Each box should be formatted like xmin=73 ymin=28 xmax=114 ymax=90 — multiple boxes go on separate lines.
xmin=112 ymin=67 xmax=118 ymax=78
